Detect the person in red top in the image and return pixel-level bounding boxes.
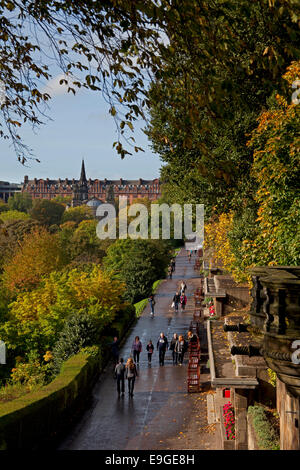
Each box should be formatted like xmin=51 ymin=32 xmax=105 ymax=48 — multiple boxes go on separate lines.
xmin=180 ymin=293 xmax=187 ymax=311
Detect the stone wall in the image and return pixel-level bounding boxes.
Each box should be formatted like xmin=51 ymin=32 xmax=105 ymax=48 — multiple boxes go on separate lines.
xmin=277 ymin=377 xmax=300 ymax=450
xmin=214 ymin=275 xmax=250 ymax=314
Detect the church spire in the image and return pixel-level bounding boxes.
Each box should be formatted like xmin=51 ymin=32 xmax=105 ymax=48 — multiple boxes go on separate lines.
xmin=80 ymin=159 xmax=87 ymax=183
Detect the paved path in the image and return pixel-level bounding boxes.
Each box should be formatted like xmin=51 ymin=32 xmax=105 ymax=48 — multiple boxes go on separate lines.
xmin=60 ymin=249 xmax=218 ymax=450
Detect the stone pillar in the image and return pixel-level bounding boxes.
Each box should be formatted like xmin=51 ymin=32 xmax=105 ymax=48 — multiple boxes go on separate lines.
xmin=234 ymin=388 xmax=248 ymax=450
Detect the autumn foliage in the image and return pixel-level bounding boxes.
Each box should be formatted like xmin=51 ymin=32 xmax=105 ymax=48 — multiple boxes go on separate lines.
xmin=2 ymin=228 xmax=66 ymax=294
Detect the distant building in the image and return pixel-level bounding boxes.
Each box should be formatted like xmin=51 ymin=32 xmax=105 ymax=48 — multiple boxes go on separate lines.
xmin=22 ymin=160 xmax=161 ymax=206
xmin=0 ymin=181 xmax=22 ymax=202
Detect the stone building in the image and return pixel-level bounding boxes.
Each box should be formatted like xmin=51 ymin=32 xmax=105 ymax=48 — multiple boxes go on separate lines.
xmin=0 ymin=181 xmax=22 ymax=202
xmin=22 ymin=160 xmax=161 ymax=205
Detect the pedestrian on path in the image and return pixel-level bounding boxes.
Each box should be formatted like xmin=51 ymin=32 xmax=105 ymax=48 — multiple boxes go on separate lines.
xmin=180 ymin=293 xmax=187 ymax=311
xmin=167 ymin=265 xmax=173 ymax=279
xmin=171 ymin=258 xmax=176 ymax=272
xmin=146 ymin=340 xmax=154 ymax=365
xmin=180 ymin=280 xmax=187 ymax=295
xmin=175 ymin=335 xmax=186 ymax=365
xmin=110 ymin=336 xmax=120 ymax=366
xmin=169 ymin=333 xmax=178 ymax=365
xmin=148 ymin=294 xmax=155 ymax=317
xmin=125 ymin=357 xmax=138 ymax=397
xmin=115 ymin=358 xmax=125 ymax=396
xmin=157 ymin=332 xmax=169 ymax=366
xmin=172 ymin=292 xmax=180 ymax=312
xmin=131 ymin=336 xmax=142 ymax=365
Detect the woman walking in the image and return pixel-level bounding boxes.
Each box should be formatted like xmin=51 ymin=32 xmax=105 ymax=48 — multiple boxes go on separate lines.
xmin=131 ymin=336 xmax=142 ymax=365
xmin=180 ymin=292 xmax=187 ymax=311
xmin=125 ymin=357 xmax=138 ymax=397
xmin=146 ymin=340 xmax=154 ymax=365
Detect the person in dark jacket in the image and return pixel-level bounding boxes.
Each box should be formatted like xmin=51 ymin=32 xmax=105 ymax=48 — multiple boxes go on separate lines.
xmin=169 ymin=333 xmax=179 ymax=365
xmin=172 ymin=292 xmax=181 ymax=312
xmin=148 ymin=294 xmax=155 ymax=317
xmin=175 ymin=335 xmax=186 ymax=365
xmin=110 ymin=336 xmax=120 ymax=365
xmin=131 ymin=336 xmax=142 ymax=365
xmin=157 ymin=332 xmax=169 ymax=366
xmin=146 ymin=340 xmax=154 ymax=364
xmin=171 ymin=258 xmax=176 ymax=272
xmin=115 ymin=358 xmax=125 ymax=396
xmin=125 ymin=357 xmax=138 ymax=397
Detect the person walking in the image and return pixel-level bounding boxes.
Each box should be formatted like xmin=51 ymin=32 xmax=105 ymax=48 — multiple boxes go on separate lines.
xmin=171 ymin=258 xmax=176 ymax=272
xmin=110 ymin=336 xmax=120 ymax=366
xmin=115 ymin=358 xmax=125 ymax=396
xmin=146 ymin=340 xmax=154 ymax=365
xmin=131 ymin=336 xmax=142 ymax=365
xmin=180 ymin=292 xmax=187 ymax=311
xmin=125 ymin=357 xmax=138 ymax=397
xmin=188 ymin=252 xmax=192 ymax=262
xmin=175 ymin=335 xmax=186 ymax=365
xmin=172 ymin=292 xmax=180 ymax=313
xmin=167 ymin=265 xmax=173 ymax=279
xmin=157 ymin=332 xmax=168 ymax=366
xmin=180 ymin=281 xmax=187 ymax=295
xmin=148 ymin=294 xmax=155 ymax=317
xmin=169 ymin=333 xmax=179 ymax=365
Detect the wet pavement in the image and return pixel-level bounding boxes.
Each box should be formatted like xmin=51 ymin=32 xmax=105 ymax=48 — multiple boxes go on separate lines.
xmin=60 ymin=250 xmax=215 ymax=450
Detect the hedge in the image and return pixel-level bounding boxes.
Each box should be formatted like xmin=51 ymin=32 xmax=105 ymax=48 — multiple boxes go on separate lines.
xmin=0 ymin=304 xmax=136 ymax=449
xmin=0 ymin=347 xmax=102 ymax=450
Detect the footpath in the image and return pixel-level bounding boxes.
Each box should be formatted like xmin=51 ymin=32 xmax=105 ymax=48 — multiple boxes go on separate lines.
xmin=60 ymin=249 xmax=221 ymax=450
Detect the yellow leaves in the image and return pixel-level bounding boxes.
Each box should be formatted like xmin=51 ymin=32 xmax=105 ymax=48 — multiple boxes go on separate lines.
xmin=43 ymin=351 xmax=53 ymax=362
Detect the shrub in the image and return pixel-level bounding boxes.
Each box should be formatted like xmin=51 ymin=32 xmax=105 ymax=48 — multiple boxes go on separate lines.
xmin=52 ymin=313 xmax=98 ymax=374
xmin=0 ymin=210 xmax=30 ymax=224
xmin=248 ymin=405 xmax=280 ymax=450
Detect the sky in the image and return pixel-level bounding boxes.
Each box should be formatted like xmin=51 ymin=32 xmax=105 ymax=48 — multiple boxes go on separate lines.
xmin=1 ymin=74 xmax=162 ymax=183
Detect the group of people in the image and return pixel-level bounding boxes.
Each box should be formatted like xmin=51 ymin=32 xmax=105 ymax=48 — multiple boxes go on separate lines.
xmin=112 ymin=329 xmax=199 ymax=397
xmin=172 ymin=280 xmax=187 ymax=312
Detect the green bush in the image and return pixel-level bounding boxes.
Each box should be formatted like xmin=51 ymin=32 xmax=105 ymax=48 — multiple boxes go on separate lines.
xmin=52 ymin=313 xmax=98 ymax=374
xmin=248 ymin=405 xmax=280 ymax=450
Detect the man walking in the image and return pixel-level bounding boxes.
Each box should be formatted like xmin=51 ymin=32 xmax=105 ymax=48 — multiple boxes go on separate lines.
xmin=157 ymin=332 xmax=169 ymax=366
xmin=115 ymin=358 xmax=125 ymax=396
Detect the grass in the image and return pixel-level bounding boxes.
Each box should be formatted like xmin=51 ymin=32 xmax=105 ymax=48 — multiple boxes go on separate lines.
xmin=0 ymin=382 xmax=37 ymax=404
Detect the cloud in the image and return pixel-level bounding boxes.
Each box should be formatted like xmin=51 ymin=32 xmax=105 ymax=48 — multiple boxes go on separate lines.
xmin=41 ymin=74 xmax=79 ymax=98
